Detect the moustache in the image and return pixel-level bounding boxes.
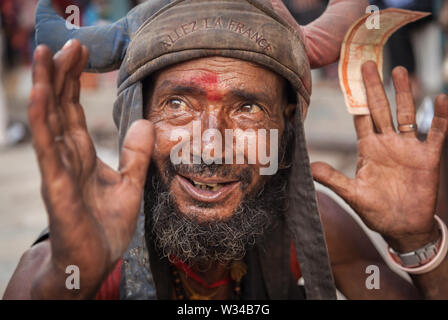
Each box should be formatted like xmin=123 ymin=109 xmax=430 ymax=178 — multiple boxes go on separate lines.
xmin=165 ymin=161 xmax=254 ymax=188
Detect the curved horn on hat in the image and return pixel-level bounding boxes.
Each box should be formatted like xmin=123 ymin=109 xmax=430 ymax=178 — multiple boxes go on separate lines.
xmin=270 ymin=0 xmax=369 ymax=69
xmin=35 ymin=0 xmax=130 ymax=72
xmin=35 ymin=0 xmax=167 ymax=72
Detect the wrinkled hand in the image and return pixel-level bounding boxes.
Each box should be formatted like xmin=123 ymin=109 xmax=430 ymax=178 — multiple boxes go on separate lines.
xmin=29 ymin=40 xmax=154 ymax=297
xmin=312 ymin=61 xmax=448 ymax=252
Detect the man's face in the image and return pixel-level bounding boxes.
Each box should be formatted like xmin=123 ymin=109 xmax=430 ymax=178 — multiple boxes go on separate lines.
xmin=145 ymin=56 xmax=292 ymax=222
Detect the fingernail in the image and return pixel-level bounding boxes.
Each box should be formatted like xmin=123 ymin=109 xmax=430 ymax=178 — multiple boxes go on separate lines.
xmin=63 ymin=39 xmax=73 ymax=49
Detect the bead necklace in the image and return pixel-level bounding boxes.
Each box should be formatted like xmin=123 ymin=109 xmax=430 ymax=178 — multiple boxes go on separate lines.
xmin=171 ymin=260 xmax=247 ymax=300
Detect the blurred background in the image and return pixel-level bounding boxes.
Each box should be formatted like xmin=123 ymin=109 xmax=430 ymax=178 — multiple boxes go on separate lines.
xmin=0 ymin=0 xmax=447 ymax=297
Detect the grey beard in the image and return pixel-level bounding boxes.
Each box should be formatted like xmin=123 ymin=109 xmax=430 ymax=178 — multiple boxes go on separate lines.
xmin=143 ymin=164 xmax=290 ymax=265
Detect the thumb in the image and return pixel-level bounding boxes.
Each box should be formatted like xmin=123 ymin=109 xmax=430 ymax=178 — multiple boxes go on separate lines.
xmin=310 ymin=161 xmax=354 ymax=201
xmin=119 ymin=120 xmax=155 ymax=190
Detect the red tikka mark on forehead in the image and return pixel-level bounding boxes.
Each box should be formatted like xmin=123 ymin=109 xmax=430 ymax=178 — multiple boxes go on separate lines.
xmin=190 ymin=73 xmax=222 ymax=102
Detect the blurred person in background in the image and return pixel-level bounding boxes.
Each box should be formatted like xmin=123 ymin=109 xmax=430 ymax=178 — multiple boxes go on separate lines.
xmin=1 ymin=0 xmax=36 ymax=66
xmin=0 ymin=0 xmax=38 ymax=147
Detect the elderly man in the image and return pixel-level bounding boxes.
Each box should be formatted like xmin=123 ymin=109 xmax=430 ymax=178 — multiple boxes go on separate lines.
xmin=4 ymin=0 xmax=448 ymax=300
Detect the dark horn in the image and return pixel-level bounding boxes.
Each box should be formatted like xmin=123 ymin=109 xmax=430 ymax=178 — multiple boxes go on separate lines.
xmin=35 ymin=0 xmax=130 ymax=72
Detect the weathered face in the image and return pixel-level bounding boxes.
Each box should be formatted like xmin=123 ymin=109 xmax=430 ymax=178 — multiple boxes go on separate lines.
xmin=144 ymin=56 xmax=293 ymax=222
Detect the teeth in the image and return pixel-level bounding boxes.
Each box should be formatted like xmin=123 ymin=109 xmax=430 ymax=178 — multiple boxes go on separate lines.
xmin=192 ymin=180 xmax=222 ymax=191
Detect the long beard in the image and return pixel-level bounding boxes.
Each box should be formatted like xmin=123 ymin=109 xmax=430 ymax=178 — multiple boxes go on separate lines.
xmin=144 ymin=122 xmax=294 ymax=265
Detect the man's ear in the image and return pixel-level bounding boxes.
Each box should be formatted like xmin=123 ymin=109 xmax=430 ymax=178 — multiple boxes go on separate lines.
xmin=284 ymin=103 xmax=296 ymax=123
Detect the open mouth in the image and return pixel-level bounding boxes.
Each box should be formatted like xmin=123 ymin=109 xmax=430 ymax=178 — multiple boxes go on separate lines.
xmin=175 ymin=174 xmax=241 ymax=203
xmin=189 ymin=179 xmax=231 ymax=191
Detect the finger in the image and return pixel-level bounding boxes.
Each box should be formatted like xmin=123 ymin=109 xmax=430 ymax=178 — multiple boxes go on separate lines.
xmin=53 ymin=40 xmax=83 ymax=129
xmin=427 ymin=94 xmax=448 ymax=148
xmin=28 ymin=83 xmax=64 ymax=181
xmin=61 ymin=44 xmax=89 ymax=131
xmin=392 ymin=66 xmax=417 ymax=138
xmin=354 ymin=115 xmax=374 ymax=140
xmin=52 ymin=40 xmax=83 ymax=162
xmin=119 ymin=120 xmax=155 ymax=190
xmin=53 ymin=39 xmax=82 ymax=96
xmin=32 ymin=45 xmax=53 ymax=86
xmin=53 ymin=40 xmax=80 ymax=129
xmin=32 ymin=45 xmax=62 ymax=137
xmin=71 ymin=45 xmax=89 ymax=103
xmin=311 ymin=162 xmax=354 ymax=202
xmin=29 ymin=84 xmax=79 ymax=226
xmin=61 ymin=45 xmax=94 ymax=175
xmin=362 ymin=61 xmax=394 ymax=134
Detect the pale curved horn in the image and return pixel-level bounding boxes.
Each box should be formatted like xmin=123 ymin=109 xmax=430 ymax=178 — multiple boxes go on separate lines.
xmin=270 ymin=0 xmax=369 ymax=69
xmin=35 ymin=0 xmax=168 ymax=72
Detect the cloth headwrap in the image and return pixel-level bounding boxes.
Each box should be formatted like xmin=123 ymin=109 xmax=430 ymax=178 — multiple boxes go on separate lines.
xmin=35 ymin=0 xmax=368 ymax=299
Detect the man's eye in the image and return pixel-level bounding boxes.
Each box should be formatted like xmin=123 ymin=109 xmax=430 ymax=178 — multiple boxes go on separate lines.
xmin=166 ymin=99 xmax=188 ymax=111
xmin=239 ymin=104 xmax=262 ymax=114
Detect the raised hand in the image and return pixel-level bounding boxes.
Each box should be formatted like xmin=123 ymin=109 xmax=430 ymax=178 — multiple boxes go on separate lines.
xmin=29 ymin=40 xmax=154 ymax=298
xmin=312 ymin=61 xmax=448 ymax=252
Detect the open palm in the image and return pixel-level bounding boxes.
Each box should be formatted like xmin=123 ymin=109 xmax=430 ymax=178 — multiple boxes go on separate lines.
xmin=312 ymin=62 xmax=448 ymax=251
xmin=29 ymin=40 xmax=154 ymax=296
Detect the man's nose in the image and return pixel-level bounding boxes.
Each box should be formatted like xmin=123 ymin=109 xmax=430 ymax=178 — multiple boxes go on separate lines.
xmin=202 ymin=107 xmax=222 ymax=130
xmin=199 ymin=108 xmax=229 ymax=163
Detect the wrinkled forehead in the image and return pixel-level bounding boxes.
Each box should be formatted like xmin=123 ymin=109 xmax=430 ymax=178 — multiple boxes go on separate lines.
xmin=145 ymin=56 xmax=288 ymax=100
